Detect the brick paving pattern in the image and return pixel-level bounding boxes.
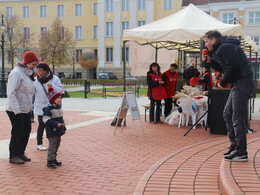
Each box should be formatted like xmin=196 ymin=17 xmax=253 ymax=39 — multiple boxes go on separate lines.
xmin=0 ymin=109 xmax=259 ymax=194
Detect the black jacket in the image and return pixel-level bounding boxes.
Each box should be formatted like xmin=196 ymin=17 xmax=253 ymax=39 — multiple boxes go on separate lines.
xmin=43 ymin=104 xmax=66 ymax=138
xmin=209 ymin=36 xmax=253 ymax=86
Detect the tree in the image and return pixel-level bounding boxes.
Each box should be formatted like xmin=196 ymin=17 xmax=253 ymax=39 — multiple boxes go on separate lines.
xmin=79 ymin=52 xmax=98 ymax=79
xmin=4 ymin=15 xmax=35 ymax=68
xmin=38 ymin=18 xmax=76 ymax=74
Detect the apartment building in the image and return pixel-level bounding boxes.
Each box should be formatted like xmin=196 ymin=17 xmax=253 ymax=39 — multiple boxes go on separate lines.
xmin=0 ymin=0 xmax=182 ymax=79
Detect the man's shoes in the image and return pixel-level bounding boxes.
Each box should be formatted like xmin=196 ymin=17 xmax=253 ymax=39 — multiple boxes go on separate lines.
xmin=224 ymin=151 xmax=248 ymax=162
xmin=47 ymin=161 xmax=57 ymax=169
xmin=37 ymin=144 xmax=47 ymax=151
xmin=9 ymin=156 xmax=24 ymax=164
xmin=20 ymin=154 xmax=31 ymax=162
xmin=54 ymin=160 xmax=62 ymax=166
xmin=223 ymin=147 xmax=235 ymax=156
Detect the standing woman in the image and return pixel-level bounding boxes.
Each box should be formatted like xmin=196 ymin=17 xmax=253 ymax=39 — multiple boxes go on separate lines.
xmin=147 ymin=62 xmax=167 ymax=124
xmin=6 ymin=51 xmax=39 ymax=164
xmin=34 ymin=62 xmax=64 ymax=151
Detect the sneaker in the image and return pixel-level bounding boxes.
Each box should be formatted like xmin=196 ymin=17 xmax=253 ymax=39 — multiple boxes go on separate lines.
xmin=37 ymin=145 xmax=47 ymax=151
xmin=54 ymin=160 xmax=62 ymax=166
xmin=224 ymin=152 xmax=248 ymax=162
xmin=9 ymin=156 xmax=24 ymax=164
xmin=223 ymin=147 xmax=235 ymax=156
xmin=20 ymin=154 xmax=31 ymax=162
xmin=47 ymin=161 xmax=57 ymax=169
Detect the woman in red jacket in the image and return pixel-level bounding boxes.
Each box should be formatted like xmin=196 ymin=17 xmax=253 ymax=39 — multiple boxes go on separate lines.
xmin=162 ymin=63 xmax=178 ymax=117
xmin=147 ymin=63 xmax=167 ymax=123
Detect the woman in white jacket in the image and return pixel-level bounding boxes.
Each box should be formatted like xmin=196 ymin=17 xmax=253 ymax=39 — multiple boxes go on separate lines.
xmin=34 ymin=62 xmax=64 ymax=151
xmin=6 ymin=51 xmax=39 ymax=164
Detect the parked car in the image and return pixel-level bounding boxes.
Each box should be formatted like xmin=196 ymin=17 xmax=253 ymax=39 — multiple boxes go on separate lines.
xmin=125 ymin=75 xmax=139 ymax=81
xmin=98 ymin=72 xmax=118 ymax=80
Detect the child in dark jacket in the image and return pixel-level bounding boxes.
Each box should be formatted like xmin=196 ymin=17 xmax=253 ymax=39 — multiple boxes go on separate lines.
xmin=43 ymin=86 xmax=66 ymax=168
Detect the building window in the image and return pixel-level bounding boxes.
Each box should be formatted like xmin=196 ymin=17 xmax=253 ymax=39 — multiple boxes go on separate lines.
xmin=40 ymin=27 xmax=47 ymax=40
xmin=164 ymin=0 xmax=172 ymax=10
xmin=222 ymin=13 xmax=235 ymax=24
xmin=75 ymin=4 xmax=82 ymax=17
xmin=122 ymin=0 xmax=129 ymax=11
xmin=23 ymin=6 xmax=29 ymax=19
xmin=248 ymin=11 xmax=260 ymax=24
xmin=93 ymin=3 xmax=97 ymax=16
xmin=40 ymin=5 xmax=47 ymax=18
xmin=93 ymin=25 xmax=98 ymax=40
xmin=58 ymin=26 xmax=64 ymax=40
xmin=122 ymin=21 xmax=129 ymax=35
xmin=252 ymin=36 xmax=260 ymax=47
xmin=8 ymin=50 xmax=12 ymax=64
xmin=106 ymin=22 xmax=113 ymax=37
xmin=76 ymin=49 xmax=82 ymax=63
xmin=23 ymin=27 xmax=30 ymax=41
xmin=106 ymin=48 xmax=113 ymax=62
xmin=122 ymin=47 xmax=129 ymax=62
xmin=138 ymin=0 xmax=145 ymax=10
xmin=138 ymin=21 xmax=145 ymax=26
xmin=57 ymin=5 xmax=64 ymax=17
xmin=75 ymin=26 xmax=83 ymax=40
xmin=7 ymin=27 xmax=13 ymax=40
xmin=106 ymin=0 xmax=113 ymax=12
xmin=6 ymin=7 xmax=12 ymax=18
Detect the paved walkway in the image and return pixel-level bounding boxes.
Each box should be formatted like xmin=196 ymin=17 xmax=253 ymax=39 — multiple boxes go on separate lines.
xmin=0 ymin=97 xmax=259 ymax=194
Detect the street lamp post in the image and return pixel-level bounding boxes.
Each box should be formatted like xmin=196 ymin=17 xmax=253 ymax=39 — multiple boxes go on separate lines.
xmin=0 ymin=15 xmax=6 ymax=98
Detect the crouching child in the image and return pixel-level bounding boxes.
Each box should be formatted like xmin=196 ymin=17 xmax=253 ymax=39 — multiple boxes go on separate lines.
xmin=43 ymin=86 xmax=66 ymax=168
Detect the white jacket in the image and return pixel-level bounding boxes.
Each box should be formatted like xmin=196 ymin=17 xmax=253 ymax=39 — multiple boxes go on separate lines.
xmin=6 ymin=66 xmax=34 ymax=115
xmin=34 ymin=75 xmax=63 ymax=116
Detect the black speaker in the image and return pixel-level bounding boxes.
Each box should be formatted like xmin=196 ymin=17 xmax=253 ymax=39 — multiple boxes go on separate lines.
xmin=209 ymin=89 xmax=230 ymax=135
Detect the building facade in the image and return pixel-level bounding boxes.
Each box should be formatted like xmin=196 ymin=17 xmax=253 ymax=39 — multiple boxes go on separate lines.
xmin=0 ymin=0 xmax=259 ymax=79
xmin=0 ymin=0 xmax=182 ymax=79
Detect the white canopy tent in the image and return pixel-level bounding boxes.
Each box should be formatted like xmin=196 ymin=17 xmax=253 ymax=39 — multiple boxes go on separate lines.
xmin=123 ymin=3 xmax=259 ymax=52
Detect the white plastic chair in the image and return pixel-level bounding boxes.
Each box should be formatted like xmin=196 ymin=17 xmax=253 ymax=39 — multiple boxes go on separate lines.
xmin=176 ymin=97 xmax=198 ymax=129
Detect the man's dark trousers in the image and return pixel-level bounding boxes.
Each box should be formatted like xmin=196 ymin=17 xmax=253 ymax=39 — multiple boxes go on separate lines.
xmin=223 ymin=77 xmax=254 ymax=155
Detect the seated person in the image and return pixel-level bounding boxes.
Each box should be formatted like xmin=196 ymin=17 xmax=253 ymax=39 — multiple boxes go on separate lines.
xmin=201 ymin=66 xmax=213 ymax=91
xmin=189 ymin=71 xmax=201 ymax=86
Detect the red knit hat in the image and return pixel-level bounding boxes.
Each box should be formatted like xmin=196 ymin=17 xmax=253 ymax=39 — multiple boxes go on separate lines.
xmin=23 ymin=51 xmax=39 ymax=64
xmin=48 ymin=87 xmax=62 ymax=104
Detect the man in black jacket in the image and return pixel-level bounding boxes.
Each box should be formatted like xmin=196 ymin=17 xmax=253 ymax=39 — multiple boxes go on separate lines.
xmin=203 ymin=30 xmax=254 ymax=162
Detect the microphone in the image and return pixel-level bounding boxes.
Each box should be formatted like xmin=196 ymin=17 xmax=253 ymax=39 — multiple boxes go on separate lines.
xmin=202 ymin=49 xmax=208 ymax=55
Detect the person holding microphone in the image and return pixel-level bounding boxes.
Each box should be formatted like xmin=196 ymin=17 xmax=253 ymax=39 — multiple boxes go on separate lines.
xmin=202 ymin=30 xmax=254 ymax=162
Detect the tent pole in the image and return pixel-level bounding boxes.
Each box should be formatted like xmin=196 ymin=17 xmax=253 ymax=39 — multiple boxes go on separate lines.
xmin=155 ymin=43 xmax=158 ymax=63
xmin=123 ymin=40 xmax=128 ymax=92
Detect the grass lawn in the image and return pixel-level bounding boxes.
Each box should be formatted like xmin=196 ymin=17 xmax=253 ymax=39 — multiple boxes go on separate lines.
xmin=67 ymin=87 xmax=148 ymax=98
xmin=256 ymin=93 xmax=260 ymax=97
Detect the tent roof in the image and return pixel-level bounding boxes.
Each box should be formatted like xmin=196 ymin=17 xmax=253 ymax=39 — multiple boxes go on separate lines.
xmin=123 ymin=4 xmax=259 ymax=52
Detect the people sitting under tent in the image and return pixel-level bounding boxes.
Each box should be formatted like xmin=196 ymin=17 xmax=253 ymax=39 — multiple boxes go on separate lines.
xmin=201 ymin=66 xmax=213 ymax=91
xmin=189 ymin=71 xmax=201 ymax=87
xmin=183 ymin=64 xmax=198 ymax=85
